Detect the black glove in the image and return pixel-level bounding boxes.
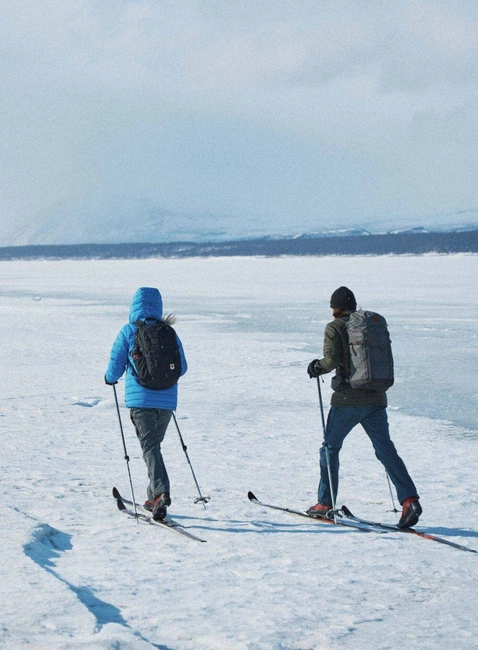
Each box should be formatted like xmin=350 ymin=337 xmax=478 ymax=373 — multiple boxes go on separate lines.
xmin=104 ymin=375 xmax=118 ymax=386
xmin=307 ymin=360 xmax=322 ymax=378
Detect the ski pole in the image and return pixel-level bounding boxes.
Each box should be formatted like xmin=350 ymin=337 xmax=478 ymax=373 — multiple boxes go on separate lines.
xmin=316 ymin=377 xmax=337 ymax=521
xmin=324 ymin=443 xmax=337 ymax=521
xmin=112 ymin=384 xmax=138 ymax=520
xmin=172 ymin=412 xmax=209 ymax=509
xmin=316 ymin=376 xmax=327 ymax=437
xmin=385 ymin=470 xmax=399 ymax=513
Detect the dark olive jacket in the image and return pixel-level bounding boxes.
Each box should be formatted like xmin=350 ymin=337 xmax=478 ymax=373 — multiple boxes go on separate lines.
xmin=317 ymin=315 xmax=387 ymax=407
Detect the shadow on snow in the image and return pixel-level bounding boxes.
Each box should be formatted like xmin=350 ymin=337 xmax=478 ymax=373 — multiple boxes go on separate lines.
xmin=24 ymin=522 xmax=171 ymax=649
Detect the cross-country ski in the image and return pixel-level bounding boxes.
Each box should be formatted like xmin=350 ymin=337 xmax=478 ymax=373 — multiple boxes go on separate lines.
xmin=341 ymin=505 xmax=477 ymax=554
xmin=249 ymin=492 xmax=477 ymax=553
xmin=113 ymin=488 xmax=207 ymax=542
xmin=248 ymin=492 xmax=387 ymax=533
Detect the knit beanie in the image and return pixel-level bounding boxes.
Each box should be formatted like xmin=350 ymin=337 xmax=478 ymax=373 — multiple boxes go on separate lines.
xmin=330 ymin=286 xmax=356 ymax=311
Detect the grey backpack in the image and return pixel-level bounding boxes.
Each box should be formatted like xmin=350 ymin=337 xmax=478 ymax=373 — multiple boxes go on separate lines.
xmin=345 ymin=310 xmax=394 ymax=391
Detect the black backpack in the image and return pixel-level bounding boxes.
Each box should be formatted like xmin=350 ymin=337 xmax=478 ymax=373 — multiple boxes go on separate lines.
xmin=132 ymin=319 xmax=182 ymax=390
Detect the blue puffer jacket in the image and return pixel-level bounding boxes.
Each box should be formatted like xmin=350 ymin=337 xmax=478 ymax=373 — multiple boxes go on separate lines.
xmin=105 ymin=287 xmax=188 ymax=409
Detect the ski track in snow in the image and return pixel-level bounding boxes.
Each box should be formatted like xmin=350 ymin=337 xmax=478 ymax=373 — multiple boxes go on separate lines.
xmin=0 ymin=255 xmax=477 ymax=650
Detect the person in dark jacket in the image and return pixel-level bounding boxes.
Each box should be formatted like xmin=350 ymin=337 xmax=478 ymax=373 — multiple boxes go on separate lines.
xmin=307 ymin=286 xmax=422 ymax=528
xmin=105 ymin=287 xmax=188 ymax=521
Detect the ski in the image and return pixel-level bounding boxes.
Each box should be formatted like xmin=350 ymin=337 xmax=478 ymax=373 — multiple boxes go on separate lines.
xmin=113 ymin=488 xmax=206 ymax=543
xmin=341 ymin=505 xmax=477 ymax=554
xmin=247 ymin=492 xmax=387 ymax=533
xmin=113 ymin=487 xmax=153 ymax=516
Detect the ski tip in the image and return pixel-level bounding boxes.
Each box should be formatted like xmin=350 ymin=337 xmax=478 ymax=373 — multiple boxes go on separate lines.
xmin=116 ymin=498 xmax=126 ymax=511
xmin=341 ymin=504 xmax=353 ymax=516
xmin=247 ymin=491 xmax=257 ymax=501
xmin=112 ymin=486 xmax=121 ymax=499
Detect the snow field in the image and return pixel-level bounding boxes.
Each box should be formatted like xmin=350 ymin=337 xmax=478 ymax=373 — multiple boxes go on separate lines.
xmin=0 ymin=255 xmax=477 ymax=649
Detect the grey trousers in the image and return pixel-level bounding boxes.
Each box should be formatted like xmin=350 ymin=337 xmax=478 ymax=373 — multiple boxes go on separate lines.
xmin=130 ymin=408 xmax=172 ymax=501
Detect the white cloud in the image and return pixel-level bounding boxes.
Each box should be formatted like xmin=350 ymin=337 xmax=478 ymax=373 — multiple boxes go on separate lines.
xmin=403 ymin=0 xmax=478 ymax=56
xmin=1 ymin=0 xmax=478 ymax=242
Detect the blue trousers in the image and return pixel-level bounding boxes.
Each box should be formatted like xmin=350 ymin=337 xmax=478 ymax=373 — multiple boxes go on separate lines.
xmin=130 ymin=408 xmax=172 ymax=501
xmin=317 ymin=406 xmax=418 ymax=506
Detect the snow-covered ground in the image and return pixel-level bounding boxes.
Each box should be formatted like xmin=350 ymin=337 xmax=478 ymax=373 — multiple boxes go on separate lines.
xmin=0 ymin=254 xmax=477 ymax=650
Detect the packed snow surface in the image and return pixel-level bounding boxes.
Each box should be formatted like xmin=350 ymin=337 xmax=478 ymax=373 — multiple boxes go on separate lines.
xmin=1 ymin=254 xmax=477 ymax=649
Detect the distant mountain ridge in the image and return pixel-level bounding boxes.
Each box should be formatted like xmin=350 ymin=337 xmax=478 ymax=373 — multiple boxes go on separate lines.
xmin=2 ymin=229 xmax=478 ymax=260
xmin=3 ymin=201 xmax=478 ymax=247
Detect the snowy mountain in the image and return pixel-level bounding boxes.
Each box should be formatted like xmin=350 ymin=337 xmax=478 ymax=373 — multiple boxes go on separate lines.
xmin=5 ymin=200 xmax=258 ymax=246
xmin=291 ymin=228 xmax=372 ymax=238
xmin=3 ymin=199 xmax=478 ymax=247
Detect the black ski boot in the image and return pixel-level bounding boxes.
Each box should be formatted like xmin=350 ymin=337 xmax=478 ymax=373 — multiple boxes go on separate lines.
xmin=152 ymin=493 xmax=171 ymax=521
xmin=398 ymin=497 xmax=422 ymax=528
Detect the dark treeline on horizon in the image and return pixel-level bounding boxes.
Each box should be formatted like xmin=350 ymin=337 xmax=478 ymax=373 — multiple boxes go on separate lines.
xmin=1 ymin=229 xmax=478 ymax=261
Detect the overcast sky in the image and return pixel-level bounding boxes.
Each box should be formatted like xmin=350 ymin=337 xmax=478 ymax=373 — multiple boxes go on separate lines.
xmin=1 ymin=0 xmax=478 ymax=242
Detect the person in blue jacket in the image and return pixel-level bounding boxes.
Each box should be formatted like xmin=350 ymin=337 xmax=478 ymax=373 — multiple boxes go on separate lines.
xmin=105 ymin=287 xmax=188 ymax=521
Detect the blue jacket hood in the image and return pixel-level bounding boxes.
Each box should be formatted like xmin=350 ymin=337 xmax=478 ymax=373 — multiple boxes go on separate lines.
xmin=129 ymin=287 xmax=163 ymax=324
